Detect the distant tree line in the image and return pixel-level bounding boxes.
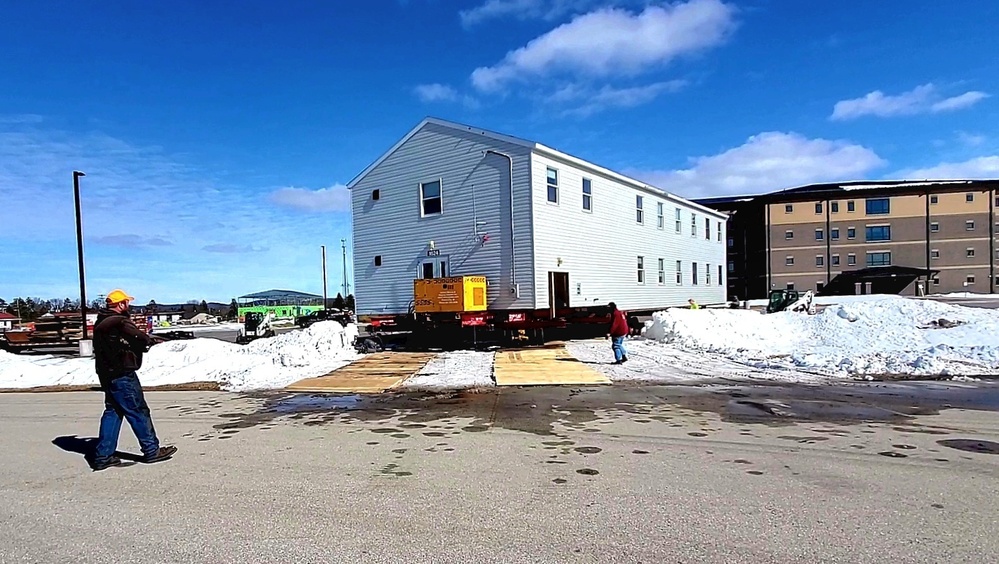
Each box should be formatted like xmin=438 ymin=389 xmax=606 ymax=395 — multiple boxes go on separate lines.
xmin=0 ymin=297 xmax=83 ymax=322
xmin=327 ymin=293 xmax=355 ymax=311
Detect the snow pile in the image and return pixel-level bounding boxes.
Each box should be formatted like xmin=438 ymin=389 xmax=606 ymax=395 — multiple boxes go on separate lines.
xmin=0 ymin=321 xmax=360 ymax=391
xmin=401 ymin=350 xmax=495 ymax=391
xmin=641 ymin=297 xmax=999 ymax=377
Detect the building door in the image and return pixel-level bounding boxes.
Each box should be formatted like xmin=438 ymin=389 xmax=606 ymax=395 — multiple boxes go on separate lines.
xmin=548 ymin=271 xmax=570 ymax=315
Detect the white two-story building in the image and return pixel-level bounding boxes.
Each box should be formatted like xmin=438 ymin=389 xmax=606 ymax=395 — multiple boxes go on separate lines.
xmin=348 ymin=118 xmax=727 ymax=317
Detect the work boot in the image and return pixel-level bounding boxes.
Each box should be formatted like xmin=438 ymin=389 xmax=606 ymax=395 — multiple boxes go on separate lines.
xmin=92 ymin=456 xmax=123 ymax=471
xmin=143 ymin=445 xmax=178 ymax=464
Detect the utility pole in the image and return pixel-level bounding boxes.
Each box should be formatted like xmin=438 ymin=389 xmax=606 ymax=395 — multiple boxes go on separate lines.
xmin=73 ymin=170 xmax=91 ymax=356
xmin=341 ymin=238 xmax=348 ymax=297
xmin=321 ymin=245 xmax=328 ymax=309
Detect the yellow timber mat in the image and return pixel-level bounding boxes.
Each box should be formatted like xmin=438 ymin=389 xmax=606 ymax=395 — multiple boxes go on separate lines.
xmin=494 ymin=346 xmax=611 ymax=386
xmin=285 ymin=352 xmax=437 ymax=393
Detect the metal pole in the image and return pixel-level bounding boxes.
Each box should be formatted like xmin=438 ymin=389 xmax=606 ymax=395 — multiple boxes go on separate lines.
xmin=341 ymin=238 xmax=348 ymax=297
xmin=73 ymin=171 xmax=88 ymax=340
xmin=321 ymin=245 xmax=328 ymax=308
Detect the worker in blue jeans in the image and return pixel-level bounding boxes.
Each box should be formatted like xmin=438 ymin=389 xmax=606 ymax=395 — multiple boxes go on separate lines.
xmin=607 ymin=302 xmax=629 ymax=364
xmin=92 ymin=289 xmax=177 ymax=471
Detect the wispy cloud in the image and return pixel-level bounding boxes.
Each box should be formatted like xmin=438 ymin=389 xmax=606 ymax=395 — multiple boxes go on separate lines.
xmin=957 ymin=131 xmax=987 ymax=147
xmin=413 ymin=83 xmax=482 ymax=108
xmin=895 ymin=156 xmax=999 ymax=180
xmin=627 ymin=132 xmax=885 ymax=198
xmin=94 ymin=234 xmax=173 ymax=249
xmin=831 ymin=83 xmax=989 ymax=120
xmin=557 ymin=80 xmax=687 ymax=116
xmin=460 ymin=0 xmax=645 ymax=27
xmin=470 ymin=0 xmax=736 ymax=93
xmin=202 ymin=243 xmax=269 ymax=254
xmin=269 ymin=184 xmax=351 ymax=212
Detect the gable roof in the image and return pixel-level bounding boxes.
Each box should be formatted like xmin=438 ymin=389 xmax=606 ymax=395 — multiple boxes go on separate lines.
xmin=238 ymin=289 xmax=323 ymax=301
xmin=346 ymin=117 xmax=726 ymax=219
xmin=0 ymin=312 xmax=17 ymax=320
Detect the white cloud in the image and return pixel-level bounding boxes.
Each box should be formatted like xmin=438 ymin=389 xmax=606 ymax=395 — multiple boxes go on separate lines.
xmin=957 ymin=131 xmax=987 ymax=147
xmin=470 ymin=0 xmax=736 ymax=92
xmin=269 ymin=184 xmax=351 ymax=212
xmin=460 ymin=0 xmax=644 ymax=27
xmin=895 ymin=156 xmax=999 ymax=180
xmin=414 ymin=83 xmax=459 ymax=102
xmin=94 ymin=234 xmax=173 ymax=249
xmin=557 ymin=80 xmax=687 ymax=116
xmin=831 ymin=84 xmax=989 ymax=120
xmin=203 ymin=243 xmax=269 ymax=254
xmin=628 ymin=132 xmax=886 ymax=198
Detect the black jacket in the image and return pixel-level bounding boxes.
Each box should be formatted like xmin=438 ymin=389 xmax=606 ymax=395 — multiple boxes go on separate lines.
xmin=93 ymin=308 xmax=156 ymax=384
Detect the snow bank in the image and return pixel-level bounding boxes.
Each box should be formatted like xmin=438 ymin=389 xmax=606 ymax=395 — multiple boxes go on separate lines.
xmin=0 ymin=321 xmax=360 ymax=391
xmin=401 ymin=351 xmax=495 ymax=391
xmin=642 ymin=297 xmax=999 ymax=377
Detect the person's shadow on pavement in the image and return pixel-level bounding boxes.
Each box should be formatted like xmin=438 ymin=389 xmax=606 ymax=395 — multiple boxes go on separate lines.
xmin=52 ymin=435 xmax=143 ymax=468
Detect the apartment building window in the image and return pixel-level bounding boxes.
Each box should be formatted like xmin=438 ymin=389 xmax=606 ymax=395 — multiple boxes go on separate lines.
xmin=728 ymin=261 xmax=735 ymax=273
xmin=847 ymin=201 xmax=856 ymax=212
xmin=966 ymin=275 xmax=976 ymax=285
xmin=966 ymin=193 xmax=974 ymax=202
xmin=831 ymin=202 xmax=839 ymax=213
xmin=727 ymin=237 xmax=734 ymax=248
xmin=374 ymin=255 xmax=382 ymax=267
xmin=867 ymin=252 xmax=892 ymax=267
xmin=676 ymin=260 xmax=683 ymax=284
xmin=657 ymin=202 xmax=664 ymax=229
xmin=637 ymin=256 xmax=645 ymax=283
xmin=546 ymin=168 xmax=558 ymax=203
xmin=582 ymin=178 xmax=592 ymax=211
xmin=847 ymin=254 xmax=856 ymax=266
xmin=966 ymin=220 xmax=975 ymax=231
xmin=785 ymin=230 xmax=794 ymax=240
xmin=816 ymin=255 xmax=824 ymax=267
xmin=831 ymin=228 xmax=840 ymax=240
xmin=848 ymin=227 xmax=856 ymax=239
xmin=786 ymin=282 xmax=795 ymax=291
xmin=705 ymin=217 xmax=711 ymax=239
xmin=717 ymin=221 xmax=723 ymax=241
xmin=785 ymin=204 xmax=793 ymax=213
xmin=931 ymin=249 xmax=940 ymax=259
xmin=691 ymin=213 xmax=697 ymax=237
xmin=815 ymin=203 xmax=823 ymax=214
xmin=420 ymin=179 xmax=443 ymax=215
xmin=815 ymin=229 xmax=824 ymax=241
xmin=930 ymin=222 xmax=940 ymax=233
xmin=658 ymin=258 xmax=665 ymax=284
xmin=995 ymin=196 xmax=999 ymax=207
xmin=675 ymin=208 xmax=682 ymax=233
xmin=967 ymin=248 xmax=976 ymax=258
xmin=930 ymin=195 xmax=938 ymax=205
xmin=866 ymin=198 xmax=890 ymax=215
xmin=817 ymin=282 xmax=825 ymax=292
xmin=866 ymin=225 xmax=891 ymax=241
xmin=718 ymin=264 xmax=723 ymax=286
xmin=692 ymin=262 xmax=698 ymax=285
xmin=706 ymin=264 xmax=711 ymax=285
xmin=785 ymin=256 xmax=794 ymax=266
xmin=636 ymin=195 xmax=644 ymax=224
xmin=932 ymin=276 xmax=940 ymax=285
xmin=832 ymin=254 xmax=840 ymax=266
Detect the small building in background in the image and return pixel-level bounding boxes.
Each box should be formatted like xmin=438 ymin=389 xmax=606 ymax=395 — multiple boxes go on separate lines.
xmin=0 ymin=312 xmax=17 ymax=333
xmin=237 ymin=289 xmax=325 ymax=320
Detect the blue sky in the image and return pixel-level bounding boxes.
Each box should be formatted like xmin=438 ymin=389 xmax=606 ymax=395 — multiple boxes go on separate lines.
xmin=2 ymin=0 xmax=997 ymax=303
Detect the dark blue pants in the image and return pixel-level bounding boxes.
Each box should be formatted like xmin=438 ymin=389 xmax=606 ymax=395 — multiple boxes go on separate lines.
xmin=94 ymin=372 xmax=159 ymax=463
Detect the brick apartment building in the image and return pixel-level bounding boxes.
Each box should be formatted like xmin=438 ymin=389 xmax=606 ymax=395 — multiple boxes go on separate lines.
xmin=697 ymin=180 xmax=998 ymax=299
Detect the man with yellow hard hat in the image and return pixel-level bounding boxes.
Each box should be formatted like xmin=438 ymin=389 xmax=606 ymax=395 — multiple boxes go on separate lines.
xmin=91 ymin=288 xmax=176 ymax=471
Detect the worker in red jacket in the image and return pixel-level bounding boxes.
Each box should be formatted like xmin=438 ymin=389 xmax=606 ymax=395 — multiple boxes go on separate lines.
xmin=607 ymin=302 xmax=629 ymax=364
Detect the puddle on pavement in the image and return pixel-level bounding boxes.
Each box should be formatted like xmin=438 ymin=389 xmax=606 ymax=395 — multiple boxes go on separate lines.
xmin=576 ymin=468 xmax=599 ymax=476
xmin=937 ymin=439 xmax=999 ymax=455
xmin=878 ymin=451 xmax=907 ymax=458
xmin=574 ymin=447 xmax=602 ymax=454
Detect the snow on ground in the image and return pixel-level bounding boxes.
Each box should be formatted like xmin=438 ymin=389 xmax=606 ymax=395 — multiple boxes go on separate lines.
xmin=401 ymin=350 xmax=495 ymax=391
xmin=929 ymin=292 xmax=999 ymax=299
xmin=638 ymin=296 xmax=999 ymax=378
xmin=151 ymin=322 xmax=245 ymax=333
xmin=0 ymin=321 xmax=359 ymax=391
xmin=744 ymin=293 xmax=905 ymax=307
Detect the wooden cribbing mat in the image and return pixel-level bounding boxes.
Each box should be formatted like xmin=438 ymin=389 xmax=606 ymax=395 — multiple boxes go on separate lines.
xmin=285 ymin=352 xmax=437 ymax=393
xmin=494 ymin=346 xmax=611 ymax=386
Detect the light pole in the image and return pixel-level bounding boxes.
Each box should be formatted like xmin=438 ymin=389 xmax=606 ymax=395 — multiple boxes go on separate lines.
xmin=341 ymin=238 xmax=348 ymax=298
xmin=321 ymin=245 xmax=328 ymax=309
xmin=73 ymin=170 xmax=92 ymax=356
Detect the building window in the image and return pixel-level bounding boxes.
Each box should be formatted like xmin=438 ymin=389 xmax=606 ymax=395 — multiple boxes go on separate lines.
xmin=706 ymin=264 xmax=711 ymax=285
xmin=546 ymin=167 xmax=558 ymax=203
xmin=930 ymin=195 xmax=938 ymax=205
xmin=676 ymin=260 xmax=682 ymax=284
xmin=717 ymin=221 xmax=723 ymax=241
xmin=966 ymin=275 xmax=976 ymax=285
xmin=727 ymin=237 xmax=734 ymax=248
xmin=420 ymin=179 xmax=442 ymax=215
xmin=995 ymin=196 xmax=999 ymax=207
xmin=847 ymin=254 xmax=856 ymax=266
xmin=718 ymin=264 xmax=723 ymax=286
xmin=832 ymin=254 xmax=840 ymax=266
xmin=692 ymin=262 xmax=698 ymax=285
xmin=865 ymin=225 xmax=891 ymax=241
xmin=816 ymin=255 xmax=824 ymax=267
xmin=582 ymin=178 xmax=592 ymax=211
xmin=374 ymin=255 xmax=382 ymax=266
xmin=847 ymin=227 xmax=856 ymax=239
xmin=637 ymin=256 xmax=645 ymax=283
xmin=867 ymin=252 xmax=892 ymax=267
xmin=967 ymin=248 xmax=976 ymax=258
xmin=817 ymin=281 xmax=825 ymax=292
xmin=815 ymin=202 xmax=823 ymax=214
xmin=866 ymin=198 xmax=890 ymax=215
xmin=930 ymin=222 xmax=940 ymax=232
xmin=421 ymin=262 xmax=435 ymax=279
xmin=705 ymin=217 xmax=711 ymax=239
xmin=785 ymin=204 xmax=793 ymax=213
xmin=847 ymin=201 xmax=855 ymax=212
xmin=691 ymin=213 xmax=697 ymax=237
xmin=658 ymin=258 xmax=665 ymax=284
xmin=636 ymin=195 xmax=644 ymax=224
xmin=831 ymin=228 xmax=840 ymax=240
xmin=932 ymin=276 xmax=940 ymax=285
xmin=966 ymin=220 xmax=975 ymax=231
xmin=831 ymin=202 xmax=839 ymax=213
xmin=657 ymin=202 xmax=664 ymax=229
xmin=372 ymin=189 xmax=380 ymax=201
xmin=931 ymin=249 xmax=940 ymax=259
xmin=815 ymin=229 xmax=824 ymax=241
xmin=785 ymin=230 xmax=794 ymax=240
xmin=786 ymin=256 xmax=794 ymax=266
xmin=966 ymin=193 xmax=974 ymax=202
xmin=675 ymin=208 xmax=682 ymax=233
xmin=786 ymin=282 xmax=795 ymax=291
xmin=728 ymin=261 xmax=734 ymax=273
